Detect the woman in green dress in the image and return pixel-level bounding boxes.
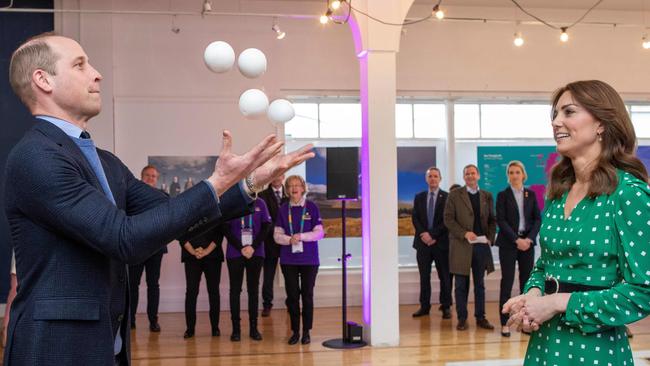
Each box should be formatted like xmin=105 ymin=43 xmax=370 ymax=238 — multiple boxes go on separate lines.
xmin=503 ymin=80 xmax=650 ymax=366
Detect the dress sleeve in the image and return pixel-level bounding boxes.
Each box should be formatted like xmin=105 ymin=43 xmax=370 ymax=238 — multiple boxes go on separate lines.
xmin=562 ymin=178 xmax=650 ymax=333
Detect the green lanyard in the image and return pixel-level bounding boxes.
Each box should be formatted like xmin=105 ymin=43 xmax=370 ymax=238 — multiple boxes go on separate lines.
xmin=287 ymin=205 xmax=307 ymax=236
xmin=240 ymin=214 xmax=253 ymax=230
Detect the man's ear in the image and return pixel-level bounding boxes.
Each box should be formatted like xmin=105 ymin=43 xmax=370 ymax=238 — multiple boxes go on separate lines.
xmin=32 ymin=69 xmax=54 ymax=93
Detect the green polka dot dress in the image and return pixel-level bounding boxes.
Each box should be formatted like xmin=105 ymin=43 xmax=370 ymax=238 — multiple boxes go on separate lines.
xmin=522 ymin=171 xmax=650 ymax=366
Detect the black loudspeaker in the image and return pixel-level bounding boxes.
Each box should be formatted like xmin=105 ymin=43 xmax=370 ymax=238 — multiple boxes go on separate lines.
xmin=326 ymin=147 xmax=359 ymax=200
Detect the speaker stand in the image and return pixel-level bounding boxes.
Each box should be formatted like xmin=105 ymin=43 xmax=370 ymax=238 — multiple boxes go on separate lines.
xmin=322 ymin=200 xmax=367 ymax=349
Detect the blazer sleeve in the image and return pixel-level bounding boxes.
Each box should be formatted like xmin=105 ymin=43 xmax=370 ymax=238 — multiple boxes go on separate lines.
xmin=411 ymin=193 xmax=427 ymax=236
xmin=526 ymin=190 xmax=542 ymax=242
xmin=8 ymin=145 xmax=245 ymax=265
xmin=496 ymin=191 xmax=517 ymax=243
xmin=486 ymin=193 xmax=497 ymax=244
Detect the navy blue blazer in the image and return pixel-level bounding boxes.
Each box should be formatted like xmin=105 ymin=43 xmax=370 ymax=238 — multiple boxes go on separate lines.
xmin=411 ymin=189 xmax=449 ymax=251
xmin=3 ymin=120 xmax=252 ymax=366
xmin=495 ymin=186 xmax=542 ymax=247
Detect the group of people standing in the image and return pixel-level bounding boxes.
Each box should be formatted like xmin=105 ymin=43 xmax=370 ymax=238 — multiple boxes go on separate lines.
xmin=412 ymin=162 xmax=540 ymax=335
xmin=129 ymin=169 xmax=324 ymax=345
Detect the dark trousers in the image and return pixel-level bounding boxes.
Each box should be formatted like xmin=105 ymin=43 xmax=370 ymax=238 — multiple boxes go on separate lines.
xmin=184 ymin=259 xmax=222 ymax=332
xmin=498 ymin=245 xmax=534 ymax=325
xmin=262 ymin=255 xmax=279 ymax=309
xmin=416 ymin=246 xmax=453 ymax=310
xmin=128 ymin=251 xmax=164 ymax=324
xmin=281 ymin=264 xmax=319 ymax=333
xmin=454 ymin=244 xmax=490 ymax=321
xmin=227 ymin=256 xmax=263 ymax=323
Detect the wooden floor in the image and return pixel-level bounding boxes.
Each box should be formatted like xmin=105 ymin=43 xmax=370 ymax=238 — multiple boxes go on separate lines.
xmin=2 ymin=302 xmax=650 ymax=365
xmin=125 ymin=302 xmax=650 ymax=366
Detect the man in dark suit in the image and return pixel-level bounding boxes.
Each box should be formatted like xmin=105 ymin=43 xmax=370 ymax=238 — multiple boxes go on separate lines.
xmin=443 ymin=164 xmax=496 ymax=332
xmin=3 ymin=33 xmax=313 ymax=366
xmin=257 ymin=174 xmax=288 ymax=316
xmin=129 ymin=165 xmax=168 ymax=332
xmin=411 ymin=167 xmax=452 ymax=319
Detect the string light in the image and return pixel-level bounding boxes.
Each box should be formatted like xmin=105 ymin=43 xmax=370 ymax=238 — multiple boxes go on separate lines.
xmin=643 ymin=35 xmax=650 ymax=49
xmin=560 ymin=27 xmax=569 ymax=42
xmin=320 ymin=9 xmax=332 ymax=24
xmin=331 ymin=0 xmax=341 ymax=10
xmin=513 ymin=32 xmax=524 ymax=47
xmin=432 ymin=4 xmax=444 ymax=20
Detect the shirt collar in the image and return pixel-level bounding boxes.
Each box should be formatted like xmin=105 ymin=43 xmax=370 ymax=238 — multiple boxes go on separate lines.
xmin=36 ymin=115 xmax=85 ymax=139
xmin=428 ymin=188 xmax=439 ymax=196
xmin=289 ymin=197 xmax=306 ymax=207
xmin=510 ymin=185 xmax=524 ymax=194
xmin=466 ymin=185 xmax=479 ymax=194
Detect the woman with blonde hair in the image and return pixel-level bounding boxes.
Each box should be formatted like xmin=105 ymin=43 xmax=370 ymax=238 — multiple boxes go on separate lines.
xmin=504 ymin=80 xmax=650 ymax=365
xmin=495 ymin=161 xmax=541 ymax=337
xmin=274 ymin=175 xmax=324 ymax=345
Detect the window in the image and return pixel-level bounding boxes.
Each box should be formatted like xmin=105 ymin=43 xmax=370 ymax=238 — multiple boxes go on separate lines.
xmin=318 ymin=103 xmax=362 ymax=138
xmin=631 ymin=105 xmax=650 ymax=138
xmin=285 ymin=103 xmax=318 ymax=138
xmin=414 ymin=104 xmax=446 ymax=138
xmin=480 ymin=104 xmax=552 ymax=138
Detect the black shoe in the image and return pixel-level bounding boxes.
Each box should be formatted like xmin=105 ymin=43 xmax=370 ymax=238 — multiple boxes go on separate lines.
xmin=412 ymin=308 xmax=430 ymax=317
xmin=456 ymin=319 xmax=467 ymax=331
xmin=288 ymin=332 xmax=300 ymax=345
xmin=250 ymin=328 xmax=263 ymax=341
xmin=183 ymin=330 xmax=194 ymax=339
xmin=130 ymin=322 xmax=136 ymax=330
xmin=442 ymin=308 xmax=452 ymax=319
xmin=301 ymin=332 xmax=311 ymax=345
xmin=476 ymin=318 xmax=495 ymax=330
xmin=149 ymin=322 xmax=161 ymax=332
xmin=501 ymin=331 xmax=511 ymax=337
xmin=261 ymin=307 xmax=272 ymax=317
xmin=212 ymin=327 xmax=220 ymax=337
xmin=230 ymin=331 xmax=241 ymax=342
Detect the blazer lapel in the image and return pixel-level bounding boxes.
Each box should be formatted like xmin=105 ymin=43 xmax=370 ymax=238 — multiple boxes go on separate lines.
xmin=507 ymin=187 xmax=520 ymax=225
xmin=459 ymin=187 xmax=474 ymax=215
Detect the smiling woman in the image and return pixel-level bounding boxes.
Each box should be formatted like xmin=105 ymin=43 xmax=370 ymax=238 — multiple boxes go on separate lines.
xmin=503 ymin=80 xmax=650 ymax=366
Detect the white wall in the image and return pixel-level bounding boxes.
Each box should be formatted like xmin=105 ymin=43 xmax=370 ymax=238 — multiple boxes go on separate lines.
xmin=54 ymin=0 xmax=650 ymax=313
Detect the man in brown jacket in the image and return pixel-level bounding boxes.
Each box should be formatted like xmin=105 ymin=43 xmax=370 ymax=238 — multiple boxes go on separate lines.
xmin=443 ymin=164 xmax=496 ymax=331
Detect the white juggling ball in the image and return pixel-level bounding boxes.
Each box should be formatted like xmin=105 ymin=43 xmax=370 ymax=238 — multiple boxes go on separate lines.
xmin=267 ymin=99 xmax=295 ymax=124
xmin=239 ymin=89 xmax=269 ymax=118
xmin=237 ymin=48 xmax=267 ymax=78
xmin=204 ymin=41 xmax=235 ymax=73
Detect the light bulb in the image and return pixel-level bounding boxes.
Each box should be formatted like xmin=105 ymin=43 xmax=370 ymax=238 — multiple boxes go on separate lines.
xmin=514 ymin=32 xmax=524 ymax=47
xmin=560 ymin=28 xmax=569 ymax=42
xmin=319 ymin=14 xmax=329 ymax=24
xmin=331 ymin=0 xmax=341 ymax=10
xmin=432 ymin=5 xmax=444 ymax=20
xmin=643 ymin=36 xmax=650 ymax=49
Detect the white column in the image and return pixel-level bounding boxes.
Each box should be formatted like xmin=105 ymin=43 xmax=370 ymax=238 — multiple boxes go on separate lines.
xmin=445 ymin=99 xmax=456 ymax=185
xmin=349 ymin=0 xmax=414 ymax=347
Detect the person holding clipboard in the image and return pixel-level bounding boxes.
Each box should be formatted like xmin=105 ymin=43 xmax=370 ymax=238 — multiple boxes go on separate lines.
xmin=223 ymin=198 xmax=272 ymax=342
xmin=273 ymin=175 xmax=324 ymax=345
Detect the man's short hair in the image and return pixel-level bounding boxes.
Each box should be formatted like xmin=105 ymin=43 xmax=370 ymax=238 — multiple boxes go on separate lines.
xmin=9 ymin=32 xmax=59 ymax=108
xmin=426 ymin=166 xmax=441 ymax=177
xmin=463 ymin=164 xmax=479 ymax=175
xmin=140 ymin=165 xmax=159 ymax=176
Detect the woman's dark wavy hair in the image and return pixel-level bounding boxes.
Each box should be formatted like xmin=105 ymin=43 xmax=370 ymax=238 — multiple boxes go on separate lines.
xmin=547 ymin=80 xmax=648 ymax=200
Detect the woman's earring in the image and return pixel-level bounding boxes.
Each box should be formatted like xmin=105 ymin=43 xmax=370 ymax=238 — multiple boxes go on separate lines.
xmin=597 ymin=133 xmax=602 ymax=142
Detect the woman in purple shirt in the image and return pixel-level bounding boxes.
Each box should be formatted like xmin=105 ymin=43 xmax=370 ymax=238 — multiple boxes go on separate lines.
xmin=223 ymin=198 xmax=272 ymax=342
xmin=274 ymin=175 xmax=324 ymax=345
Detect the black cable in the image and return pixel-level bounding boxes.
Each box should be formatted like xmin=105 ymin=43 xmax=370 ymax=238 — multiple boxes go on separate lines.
xmin=509 ymin=0 xmax=605 ymax=30
xmin=335 ymin=0 xmax=442 ymax=27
